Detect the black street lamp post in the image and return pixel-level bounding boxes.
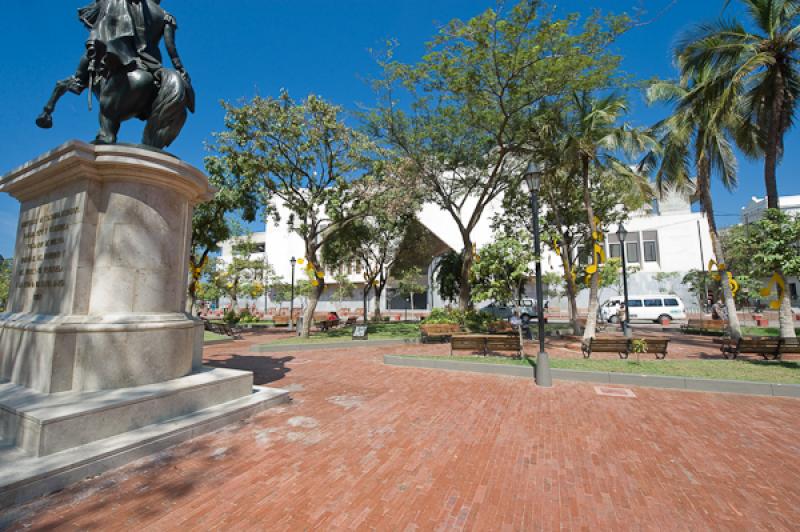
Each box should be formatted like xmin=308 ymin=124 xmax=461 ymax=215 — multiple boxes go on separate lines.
xmin=617 ymin=224 xmax=632 ymax=338
xmin=524 ymin=161 xmax=552 ymax=388
xmin=289 ymin=257 xmax=297 ymax=332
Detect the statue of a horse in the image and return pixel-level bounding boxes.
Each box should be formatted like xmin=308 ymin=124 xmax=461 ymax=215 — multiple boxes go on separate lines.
xmin=36 ymin=0 xmax=194 ymax=150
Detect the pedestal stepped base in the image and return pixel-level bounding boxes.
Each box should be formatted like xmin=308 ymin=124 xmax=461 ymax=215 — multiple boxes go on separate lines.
xmin=0 ymin=142 xmax=290 ymax=508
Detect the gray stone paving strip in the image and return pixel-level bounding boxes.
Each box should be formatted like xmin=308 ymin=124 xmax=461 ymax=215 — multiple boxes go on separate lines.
xmin=253 ymin=339 xmax=420 ymax=353
xmin=383 ymin=356 xmax=800 ymax=398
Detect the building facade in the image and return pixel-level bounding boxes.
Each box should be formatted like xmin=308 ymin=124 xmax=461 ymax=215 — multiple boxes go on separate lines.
xmin=217 ymin=190 xmax=716 ymax=315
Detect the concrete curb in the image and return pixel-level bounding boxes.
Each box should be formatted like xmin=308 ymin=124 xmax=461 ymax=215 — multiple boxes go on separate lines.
xmin=204 ymin=339 xmax=235 ymax=346
xmin=383 ymin=356 xmax=800 ymax=398
xmin=254 ymin=339 xmax=420 ymax=353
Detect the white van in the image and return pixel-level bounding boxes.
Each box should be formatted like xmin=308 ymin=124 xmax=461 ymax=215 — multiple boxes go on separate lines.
xmin=599 ymin=295 xmax=686 ymax=324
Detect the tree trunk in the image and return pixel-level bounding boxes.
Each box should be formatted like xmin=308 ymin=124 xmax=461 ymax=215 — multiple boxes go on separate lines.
xmin=581 ymin=155 xmax=600 ymax=342
xmin=300 ymin=254 xmax=324 ymax=338
xmin=373 ymin=287 xmax=383 ymax=320
xmin=363 ymin=286 xmax=370 ymax=324
xmin=697 ymin=155 xmax=742 ymax=340
xmin=564 ymin=271 xmax=580 ymax=336
xmin=764 ymin=71 xmax=785 ymax=210
xmin=458 ymin=243 xmax=474 ymax=311
xmin=301 ymin=280 xmax=324 ymax=338
xmin=778 ymin=273 xmax=797 ymax=338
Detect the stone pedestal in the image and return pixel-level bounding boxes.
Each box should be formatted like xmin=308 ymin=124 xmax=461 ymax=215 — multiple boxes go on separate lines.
xmin=0 ymin=142 xmax=288 ymax=507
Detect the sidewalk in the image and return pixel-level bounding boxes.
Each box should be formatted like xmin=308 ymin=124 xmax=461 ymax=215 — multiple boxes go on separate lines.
xmin=3 ymin=332 xmax=799 ymax=530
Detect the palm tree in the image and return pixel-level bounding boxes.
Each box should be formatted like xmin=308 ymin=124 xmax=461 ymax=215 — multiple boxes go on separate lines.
xmin=563 ymin=92 xmax=656 ymax=342
xmin=645 ymin=71 xmax=745 ymax=340
xmin=678 ymin=0 xmax=800 ymax=337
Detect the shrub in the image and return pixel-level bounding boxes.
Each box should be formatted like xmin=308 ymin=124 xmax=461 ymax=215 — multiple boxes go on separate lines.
xmin=224 ymin=309 xmax=241 ymax=325
xmin=423 ymin=308 xmax=494 ymax=332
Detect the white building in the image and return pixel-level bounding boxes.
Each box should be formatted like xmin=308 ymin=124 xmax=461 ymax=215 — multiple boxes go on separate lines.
xmin=741 ymin=194 xmax=800 ymax=224
xmin=217 ymin=189 xmax=715 ymax=315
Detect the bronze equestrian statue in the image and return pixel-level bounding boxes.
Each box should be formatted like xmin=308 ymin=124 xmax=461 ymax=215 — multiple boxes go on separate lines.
xmin=36 ymin=0 xmax=195 ymax=149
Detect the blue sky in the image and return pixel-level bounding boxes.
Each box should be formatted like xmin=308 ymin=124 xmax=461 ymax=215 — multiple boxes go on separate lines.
xmin=0 ymin=0 xmax=797 ymax=258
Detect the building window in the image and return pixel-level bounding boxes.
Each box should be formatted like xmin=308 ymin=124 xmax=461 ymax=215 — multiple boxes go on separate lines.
xmin=643 ymin=231 xmax=659 ymax=262
xmin=626 ymin=242 xmax=640 ymax=263
xmin=609 ymin=243 xmax=621 ymax=258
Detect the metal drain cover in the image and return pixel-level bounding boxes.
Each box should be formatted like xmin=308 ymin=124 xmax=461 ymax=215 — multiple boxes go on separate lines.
xmin=594 ymin=386 xmax=636 ymax=398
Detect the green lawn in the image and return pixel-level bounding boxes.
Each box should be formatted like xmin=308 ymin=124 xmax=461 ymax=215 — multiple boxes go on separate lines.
xmin=741 ymin=327 xmax=800 ymax=337
xmin=204 ymin=331 xmax=229 ymax=342
xmin=266 ymin=322 xmax=420 ymax=346
xmin=392 ymin=355 xmax=800 ymax=384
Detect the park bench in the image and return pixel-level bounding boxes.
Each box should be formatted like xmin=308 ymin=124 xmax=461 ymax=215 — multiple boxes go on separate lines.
xmin=682 ymin=319 xmax=727 ymax=335
xmin=420 ymin=324 xmax=462 ymax=343
xmin=220 ymin=323 xmax=243 ymax=339
xmin=450 ymin=335 xmax=488 ymax=356
xmin=485 ymin=335 xmax=523 ymax=357
xmin=344 ymin=316 xmax=358 ymax=327
xmin=582 ymin=337 xmax=670 ymax=360
xmin=450 ymin=335 xmax=523 ymax=357
xmin=719 ymin=337 xmax=782 ymax=360
xmin=203 ymin=319 xmax=242 ymax=339
xmin=318 ymin=318 xmax=341 ymax=331
xmin=779 ymin=338 xmax=800 ymax=359
xmin=273 ymin=316 xmax=290 ymax=327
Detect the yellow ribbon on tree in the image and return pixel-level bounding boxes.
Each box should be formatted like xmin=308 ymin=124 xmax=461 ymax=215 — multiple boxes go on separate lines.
xmin=708 ymin=260 xmax=740 ymax=297
xmin=760 ymin=272 xmax=786 ymax=310
xmin=584 ymin=243 xmax=606 ymax=285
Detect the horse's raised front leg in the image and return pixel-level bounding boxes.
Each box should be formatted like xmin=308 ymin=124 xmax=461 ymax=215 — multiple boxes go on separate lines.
xmin=36 ymin=76 xmax=89 ymax=129
xmin=94 ymin=113 xmax=120 ymax=145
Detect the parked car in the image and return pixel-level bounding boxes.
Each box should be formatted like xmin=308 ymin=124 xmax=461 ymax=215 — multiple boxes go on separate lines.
xmin=599 ymin=295 xmax=686 ymax=324
xmin=480 ymin=299 xmax=544 ymax=320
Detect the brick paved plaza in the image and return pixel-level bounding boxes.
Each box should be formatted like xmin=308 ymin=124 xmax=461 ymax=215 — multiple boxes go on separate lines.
xmin=3 ymin=331 xmax=800 ymax=530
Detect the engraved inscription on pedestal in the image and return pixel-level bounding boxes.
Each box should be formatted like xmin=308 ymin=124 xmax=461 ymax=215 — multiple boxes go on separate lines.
xmin=9 ymin=195 xmax=87 ymax=316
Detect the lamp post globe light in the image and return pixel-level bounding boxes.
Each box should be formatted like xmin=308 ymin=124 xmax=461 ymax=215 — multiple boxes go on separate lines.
xmin=617 ymin=224 xmax=632 ymax=338
xmin=289 ymin=257 xmax=297 ymax=332
xmin=524 ymin=161 xmax=552 ymax=388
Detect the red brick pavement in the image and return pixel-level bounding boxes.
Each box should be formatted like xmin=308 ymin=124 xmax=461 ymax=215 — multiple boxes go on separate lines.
xmin=3 ymin=331 xmax=800 ymax=531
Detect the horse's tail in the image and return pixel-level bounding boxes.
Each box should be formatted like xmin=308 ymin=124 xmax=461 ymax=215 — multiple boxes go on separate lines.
xmin=143 ymin=70 xmax=193 ymax=149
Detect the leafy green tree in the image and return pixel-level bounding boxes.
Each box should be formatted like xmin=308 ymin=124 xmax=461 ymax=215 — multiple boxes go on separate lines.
xmin=0 ymin=258 xmax=12 ymax=311
xmin=269 ymin=282 xmax=294 ymax=314
xmin=596 ymin=257 xmax=640 ymax=295
xmin=724 ymin=210 xmax=800 ymax=337
xmin=212 ymin=236 xmax=270 ymax=313
xmin=331 ymin=272 xmax=355 ymax=312
xmin=210 ymin=92 xmax=385 ymax=337
xmin=560 ymin=91 xmax=655 ymax=340
xmin=367 ymin=1 xmax=631 ymax=310
xmin=472 ymin=234 xmax=535 ymax=343
xmin=396 ymin=266 xmax=427 ymax=314
xmin=683 ymin=269 xmax=713 ymax=309
xmin=323 ymin=201 xmax=415 ymax=321
xmin=644 ymin=66 xmax=747 ymax=339
xmin=654 ymin=272 xmax=680 ymax=294
xmin=541 ymin=271 xmax=566 ymax=301
xmin=433 ymin=251 xmax=463 ymax=305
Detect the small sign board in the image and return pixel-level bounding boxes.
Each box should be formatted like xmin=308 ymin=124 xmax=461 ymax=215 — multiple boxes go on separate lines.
xmin=352 ymin=325 xmax=369 ymax=340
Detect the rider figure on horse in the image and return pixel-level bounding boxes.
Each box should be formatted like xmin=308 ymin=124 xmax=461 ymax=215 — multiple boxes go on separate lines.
xmin=37 ymin=0 xmax=194 ymax=149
